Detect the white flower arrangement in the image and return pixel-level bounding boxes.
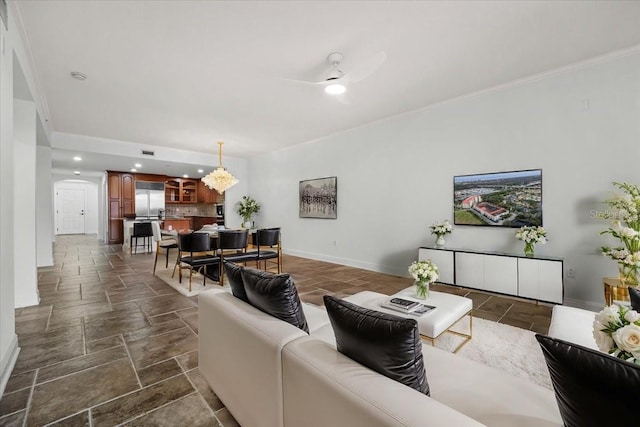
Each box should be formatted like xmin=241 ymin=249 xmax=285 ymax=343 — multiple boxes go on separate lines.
xmin=430 ymin=220 xmax=453 ymax=237
xmin=515 ymin=226 xmax=547 ymax=244
xmin=593 ymin=304 xmax=640 ymax=365
xmin=601 ymin=183 xmax=640 ymax=284
xmin=408 ymin=260 xmax=439 ymax=284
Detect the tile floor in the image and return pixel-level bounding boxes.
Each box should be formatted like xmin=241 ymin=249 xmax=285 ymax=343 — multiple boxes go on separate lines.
xmin=1 ymin=235 xmax=552 ymax=426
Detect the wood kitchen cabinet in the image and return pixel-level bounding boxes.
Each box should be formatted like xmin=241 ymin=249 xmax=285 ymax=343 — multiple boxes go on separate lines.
xmin=197 ymin=180 xmax=224 ymax=204
xmin=163 ymin=218 xmax=192 ymax=232
xmin=107 ymin=172 xmax=135 ymax=244
xmin=165 ymin=178 xmax=198 ymax=203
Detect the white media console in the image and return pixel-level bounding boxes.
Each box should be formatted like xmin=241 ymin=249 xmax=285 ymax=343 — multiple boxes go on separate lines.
xmin=418 ymin=246 xmax=564 ymax=304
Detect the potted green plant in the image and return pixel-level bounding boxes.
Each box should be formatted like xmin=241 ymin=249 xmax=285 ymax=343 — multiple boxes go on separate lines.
xmin=236 ymin=196 xmax=261 ymax=228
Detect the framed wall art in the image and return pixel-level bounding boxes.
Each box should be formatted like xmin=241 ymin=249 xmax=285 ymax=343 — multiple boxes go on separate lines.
xmin=299 ymin=176 xmax=337 ymax=219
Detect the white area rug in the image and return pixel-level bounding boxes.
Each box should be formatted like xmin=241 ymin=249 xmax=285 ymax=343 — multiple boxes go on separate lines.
xmin=438 ymin=316 xmax=552 ymax=389
xmin=154 ymin=264 xmax=228 ymax=297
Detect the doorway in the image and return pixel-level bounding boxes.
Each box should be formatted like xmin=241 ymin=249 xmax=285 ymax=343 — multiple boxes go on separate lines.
xmin=56 ymin=188 xmax=86 ymax=234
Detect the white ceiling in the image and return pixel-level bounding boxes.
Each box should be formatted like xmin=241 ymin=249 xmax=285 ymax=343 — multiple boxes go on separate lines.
xmin=17 ymin=1 xmax=640 ymax=166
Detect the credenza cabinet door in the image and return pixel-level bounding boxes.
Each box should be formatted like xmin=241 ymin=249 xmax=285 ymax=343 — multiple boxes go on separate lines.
xmin=418 ymin=249 xmax=454 ymax=285
xmin=455 ymin=253 xmax=485 ymax=290
xmin=518 ymin=258 xmax=563 ymax=303
xmin=484 ymin=255 xmax=518 ymax=295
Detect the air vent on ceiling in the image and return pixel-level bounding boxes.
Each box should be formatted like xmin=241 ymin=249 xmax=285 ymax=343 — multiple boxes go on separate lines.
xmin=141 ymin=150 xmax=155 ymax=156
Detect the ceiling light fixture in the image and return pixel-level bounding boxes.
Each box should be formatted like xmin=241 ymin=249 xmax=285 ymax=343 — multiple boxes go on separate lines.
xmin=73 ymin=171 xmax=80 ymax=175
xmin=73 ymin=156 xmax=82 ymax=161
xmin=324 ymin=83 xmax=346 ymax=95
xmin=183 ymin=174 xmax=189 ymax=178
xmin=131 ymin=168 xmax=137 ymax=172
xmin=70 ymin=71 xmax=87 ymax=80
xmin=197 ymin=169 xmax=204 ymax=174
xmin=201 ymin=141 xmax=238 ymax=194
xmin=134 ymin=163 xmax=142 ymax=168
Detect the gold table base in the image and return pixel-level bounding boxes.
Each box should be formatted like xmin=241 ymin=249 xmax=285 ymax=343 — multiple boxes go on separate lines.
xmin=421 ymin=310 xmax=473 ymax=354
xmin=603 ymin=277 xmax=637 ymax=305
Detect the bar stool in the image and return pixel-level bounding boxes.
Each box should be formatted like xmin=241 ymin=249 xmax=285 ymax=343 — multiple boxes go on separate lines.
xmin=131 ymin=222 xmax=153 ymax=254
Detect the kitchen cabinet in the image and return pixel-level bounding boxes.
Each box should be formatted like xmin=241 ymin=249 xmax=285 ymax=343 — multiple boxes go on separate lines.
xmin=107 ymin=172 xmax=135 ymax=244
xmin=165 ymin=178 xmax=198 ymax=203
xmin=197 ymin=180 xmax=223 ymax=204
xmin=418 ymin=246 xmax=563 ymax=304
xmin=163 ymin=218 xmax=192 ymax=232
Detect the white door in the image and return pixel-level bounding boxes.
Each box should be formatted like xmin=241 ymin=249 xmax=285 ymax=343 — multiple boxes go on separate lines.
xmin=56 ymin=189 xmax=86 ymax=234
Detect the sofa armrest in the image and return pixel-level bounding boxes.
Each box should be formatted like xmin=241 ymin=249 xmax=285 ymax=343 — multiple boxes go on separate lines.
xmin=548 ymin=305 xmax=597 ymax=350
xmin=198 ymin=291 xmax=307 ymax=427
xmin=282 ymin=336 xmax=484 ymax=427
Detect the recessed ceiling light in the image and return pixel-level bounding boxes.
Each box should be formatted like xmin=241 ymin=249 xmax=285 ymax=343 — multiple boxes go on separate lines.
xmin=325 ymin=83 xmax=346 ymax=95
xmin=134 ymin=163 xmax=142 ymax=168
xmin=73 ymin=171 xmax=80 ymax=175
xmin=131 ymin=168 xmax=137 ymax=172
xmin=73 ymin=156 xmax=82 ymax=161
xmin=197 ymin=169 xmax=204 ymax=173
xmin=70 ymin=71 xmax=87 ymax=81
xmin=183 ymin=174 xmax=189 ymax=178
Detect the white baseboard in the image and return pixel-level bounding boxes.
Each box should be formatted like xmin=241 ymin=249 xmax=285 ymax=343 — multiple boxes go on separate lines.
xmin=37 ymin=255 xmax=54 ymax=267
xmin=563 ymin=297 xmax=603 ymax=311
xmin=0 ymin=335 xmax=20 ymax=396
xmin=15 ymin=291 xmax=40 ymax=309
xmin=283 ymin=248 xmax=404 ymax=277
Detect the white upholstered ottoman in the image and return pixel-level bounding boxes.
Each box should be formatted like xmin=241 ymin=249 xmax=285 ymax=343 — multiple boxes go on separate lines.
xmin=343 ymin=288 xmax=473 ymax=352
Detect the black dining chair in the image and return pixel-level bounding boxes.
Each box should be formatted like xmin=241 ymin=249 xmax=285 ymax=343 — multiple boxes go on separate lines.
xmin=217 ymin=230 xmax=256 ymax=285
xmin=253 ymin=228 xmax=282 ymax=273
xmin=131 ymin=222 xmax=154 ymax=254
xmin=177 ymin=233 xmax=219 ymax=291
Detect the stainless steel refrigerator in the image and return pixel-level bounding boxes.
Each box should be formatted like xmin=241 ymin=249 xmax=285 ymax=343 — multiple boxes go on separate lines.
xmin=135 ymin=181 xmax=165 ymax=219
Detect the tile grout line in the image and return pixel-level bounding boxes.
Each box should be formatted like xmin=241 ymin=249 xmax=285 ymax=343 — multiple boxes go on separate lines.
xmin=182 ymin=372 xmax=223 ymax=424
xmin=20 ymin=367 xmax=39 ymax=427
xmin=121 ymin=334 xmax=144 ymax=388
xmin=497 ymin=303 xmax=516 ymax=323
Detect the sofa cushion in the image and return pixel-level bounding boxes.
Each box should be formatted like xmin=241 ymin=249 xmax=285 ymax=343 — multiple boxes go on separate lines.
xmin=241 ymin=267 xmax=309 ymax=333
xmin=628 ymin=286 xmax=640 ymax=311
xmin=536 ymin=334 xmax=639 ymax=427
xmin=223 ymin=261 xmax=249 ymax=302
xmin=323 ymin=295 xmax=429 ymax=395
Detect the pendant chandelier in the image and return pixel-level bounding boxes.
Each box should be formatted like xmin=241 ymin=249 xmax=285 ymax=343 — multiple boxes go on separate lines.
xmin=201 ymin=141 xmax=238 ymax=194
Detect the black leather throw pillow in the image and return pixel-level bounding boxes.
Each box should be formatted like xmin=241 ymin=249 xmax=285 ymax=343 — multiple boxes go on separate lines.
xmin=535 ymin=334 xmax=639 ymax=427
xmin=224 ymin=261 xmax=248 ymax=303
xmin=241 ymin=268 xmax=309 ymax=333
xmin=628 ymin=286 xmax=640 ymax=312
xmin=323 ymin=295 xmax=430 ymax=396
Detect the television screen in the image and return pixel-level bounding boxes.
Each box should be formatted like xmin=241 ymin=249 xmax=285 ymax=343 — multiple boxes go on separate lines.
xmin=453 ymin=169 xmax=542 ymax=227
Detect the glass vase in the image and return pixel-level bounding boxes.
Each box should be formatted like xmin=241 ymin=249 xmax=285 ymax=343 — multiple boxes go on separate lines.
xmin=618 ymin=264 xmax=640 ymax=287
xmin=415 ymin=280 xmax=429 ymax=299
xmin=524 ymin=242 xmax=535 ymax=257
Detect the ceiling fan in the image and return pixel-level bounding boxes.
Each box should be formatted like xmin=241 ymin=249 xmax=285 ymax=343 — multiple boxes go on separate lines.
xmin=288 ymin=51 xmax=387 ymax=99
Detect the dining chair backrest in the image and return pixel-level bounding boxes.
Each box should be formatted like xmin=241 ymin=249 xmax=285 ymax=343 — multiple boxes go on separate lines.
xmin=133 ymin=222 xmax=153 ymax=237
xmin=256 ymin=228 xmax=280 ymax=247
xmin=218 ymin=230 xmax=249 ymax=251
xmin=178 ymin=232 xmax=211 ymax=253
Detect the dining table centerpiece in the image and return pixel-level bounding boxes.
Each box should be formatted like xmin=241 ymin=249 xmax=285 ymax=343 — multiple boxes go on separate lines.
xmin=236 ymin=195 xmax=261 ymax=229
xmin=408 ymin=259 xmax=439 ymax=299
xmin=600 ymin=182 xmax=640 ymax=287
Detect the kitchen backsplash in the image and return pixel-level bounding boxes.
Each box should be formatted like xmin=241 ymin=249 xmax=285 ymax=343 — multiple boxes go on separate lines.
xmin=166 ymin=204 xmax=219 ymax=217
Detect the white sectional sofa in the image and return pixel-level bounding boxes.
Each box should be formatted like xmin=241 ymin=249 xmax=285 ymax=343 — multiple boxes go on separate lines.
xmin=548 ymin=305 xmax=597 ymax=350
xmin=199 ymin=289 xmax=562 ymax=427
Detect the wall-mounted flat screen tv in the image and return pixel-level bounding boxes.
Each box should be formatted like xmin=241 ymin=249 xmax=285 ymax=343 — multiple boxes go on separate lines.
xmin=453 ymin=169 xmax=542 ymax=228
